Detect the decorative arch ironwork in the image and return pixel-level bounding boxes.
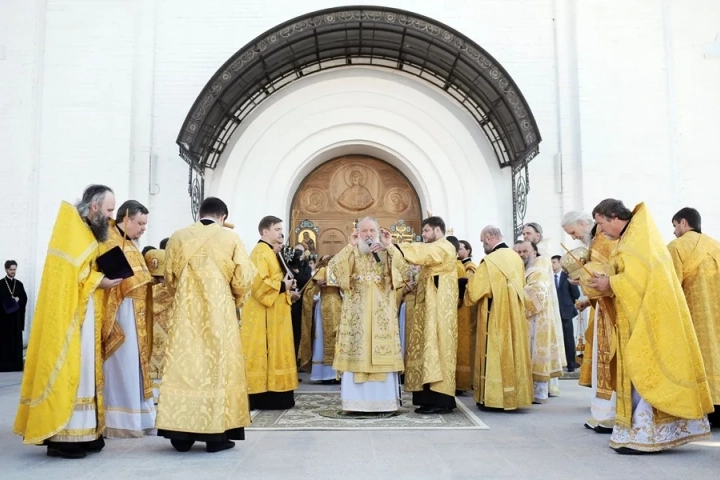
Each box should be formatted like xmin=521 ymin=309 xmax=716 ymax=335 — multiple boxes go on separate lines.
xmin=177 ymin=6 xmax=541 ymax=235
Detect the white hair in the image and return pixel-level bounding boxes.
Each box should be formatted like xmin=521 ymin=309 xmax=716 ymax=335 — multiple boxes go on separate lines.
xmin=75 ymin=184 xmax=113 ymax=219
xmin=356 ymin=216 xmax=380 ymax=230
xmin=481 ymin=225 xmax=502 ymax=238
xmin=561 ymin=211 xmax=594 ymax=228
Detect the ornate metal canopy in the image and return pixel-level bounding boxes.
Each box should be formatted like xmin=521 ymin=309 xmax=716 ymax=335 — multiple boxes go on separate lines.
xmin=177 ymin=6 xmax=542 ymax=236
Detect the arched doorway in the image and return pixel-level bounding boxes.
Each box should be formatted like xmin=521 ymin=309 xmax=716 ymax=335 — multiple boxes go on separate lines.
xmin=178 ymin=6 xmax=542 ymax=238
xmin=290 ymin=155 xmax=422 ymax=257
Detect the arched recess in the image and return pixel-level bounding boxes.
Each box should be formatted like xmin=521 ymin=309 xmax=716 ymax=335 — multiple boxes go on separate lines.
xmin=177 ymin=5 xmax=541 ymax=237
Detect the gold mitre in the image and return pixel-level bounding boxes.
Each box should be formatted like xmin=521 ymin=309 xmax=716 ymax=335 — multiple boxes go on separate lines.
xmin=560 ymin=247 xmax=614 ymax=299
xmin=144 ymin=249 xmax=166 ymax=277
xmin=560 ymin=247 xmax=590 ymax=280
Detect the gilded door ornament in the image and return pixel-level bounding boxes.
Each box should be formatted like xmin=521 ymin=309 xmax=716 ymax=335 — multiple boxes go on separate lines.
xmin=389 ymin=219 xmax=421 ymax=243
xmin=300 ymin=188 xmax=329 ymax=214
xmin=336 ymin=166 xmax=375 ymax=211
xmin=384 ymin=188 xmax=410 ymax=214
xmin=291 ymin=155 xmax=422 ymax=257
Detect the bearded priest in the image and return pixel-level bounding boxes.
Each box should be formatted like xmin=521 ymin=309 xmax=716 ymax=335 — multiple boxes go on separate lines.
xmin=561 ymin=210 xmax=617 ymax=434
xmin=588 ymin=199 xmax=712 ymax=454
xmin=328 ymin=217 xmax=405 ymax=413
xmin=15 ymin=185 xmax=122 ymax=458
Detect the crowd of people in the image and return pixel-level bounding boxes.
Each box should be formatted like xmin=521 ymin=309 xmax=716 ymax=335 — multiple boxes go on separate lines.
xmin=8 ymin=184 xmax=718 ymax=459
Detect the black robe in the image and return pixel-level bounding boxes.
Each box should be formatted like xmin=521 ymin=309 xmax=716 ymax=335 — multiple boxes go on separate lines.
xmin=0 ymin=276 xmax=27 ymax=372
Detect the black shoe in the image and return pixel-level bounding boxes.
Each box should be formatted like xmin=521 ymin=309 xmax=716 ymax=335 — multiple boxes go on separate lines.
xmin=414 ymin=406 xmax=452 ymax=414
xmin=206 ymin=440 xmax=235 ymax=453
xmin=584 ymin=423 xmax=613 ymax=434
xmin=613 ymin=447 xmax=657 ymax=455
xmin=47 ymin=445 xmax=86 ymax=459
xmin=171 ymin=440 xmax=195 ymax=452
xmin=83 ymin=437 xmax=105 ymax=452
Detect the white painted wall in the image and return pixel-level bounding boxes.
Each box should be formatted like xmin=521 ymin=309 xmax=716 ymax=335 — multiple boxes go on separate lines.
xmin=1 ymin=0 xmax=719 ymax=332
xmin=208 ymin=68 xmax=507 ymax=246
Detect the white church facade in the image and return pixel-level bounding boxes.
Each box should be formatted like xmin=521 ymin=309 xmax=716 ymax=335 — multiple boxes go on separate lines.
xmin=2 ymin=0 xmax=720 ymax=333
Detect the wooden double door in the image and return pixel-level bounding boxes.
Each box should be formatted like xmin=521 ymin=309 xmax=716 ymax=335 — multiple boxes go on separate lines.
xmin=290 ymin=155 xmax=422 ymax=258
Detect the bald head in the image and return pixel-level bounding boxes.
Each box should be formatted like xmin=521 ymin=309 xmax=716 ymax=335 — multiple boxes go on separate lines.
xmin=480 ymin=226 xmax=503 ymax=254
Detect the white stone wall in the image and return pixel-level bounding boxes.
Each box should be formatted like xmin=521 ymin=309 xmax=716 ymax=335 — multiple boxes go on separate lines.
xmin=1 ymin=0 xmax=719 ymax=330
xmin=575 ymin=0 xmax=720 ymax=237
xmin=208 ymin=68 xmax=509 ymax=247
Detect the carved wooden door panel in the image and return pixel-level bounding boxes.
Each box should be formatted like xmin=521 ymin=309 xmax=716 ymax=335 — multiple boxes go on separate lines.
xmin=290 ymin=155 xmax=422 ymax=258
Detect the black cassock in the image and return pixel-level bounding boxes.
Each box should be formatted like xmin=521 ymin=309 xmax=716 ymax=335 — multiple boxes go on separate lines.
xmin=0 ymin=276 xmax=27 ymax=372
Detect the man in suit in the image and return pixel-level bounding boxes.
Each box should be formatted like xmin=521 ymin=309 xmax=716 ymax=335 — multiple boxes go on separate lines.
xmin=551 ymin=255 xmax=581 ymax=372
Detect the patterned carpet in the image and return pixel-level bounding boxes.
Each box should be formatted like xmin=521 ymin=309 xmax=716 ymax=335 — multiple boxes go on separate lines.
xmin=248 ymin=391 xmax=489 ymax=430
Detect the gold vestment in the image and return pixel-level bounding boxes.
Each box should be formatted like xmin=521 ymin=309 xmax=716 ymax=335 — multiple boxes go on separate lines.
xmin=99 ymin=223 xmax=153 ymax=400
xmin=465 ymin=246 xmax=533 ymax=410
xmin=298 ymin=267 xmax=342 ymax=370
xmin=395 ymin=239 xmax=458 ymax=397
xmin=578 ymin=233 xmax=617 ymax=399
xmin=523 ymin=263 xmax=564 ymax=382
xmin=668 ymin=230 xmax=720 ymax=405
xmin=149 ymin=282 xmax=172 ymax=385
xmin=455 ymin=260 xmax=473 ymax=391
xmin=607 ymin=203 xmax=712 ymax=430
xmin=14 ymin=202 xmax=105 ymax=444
xmin=242 ymin=241 xmax=299 ymax=394
xmin=156 ymin=222 xmax=255 ymax=434
xmin=328 ymin=245 xmax=404 ymax=380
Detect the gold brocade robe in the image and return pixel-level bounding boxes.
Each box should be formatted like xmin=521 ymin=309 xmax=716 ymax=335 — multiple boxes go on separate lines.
xmin=668 ymin=230 xmax=720 ymax=405
xmin=461 ymin=260 xmax=478 ymax=389
xmin=535 ymin=256 xmax=566 ymax=368
xmin=242 ymin=241 xmax=299 ymax=394
xmin=523 ymin=263 xmax=564 ymax=382
xmin=14 ymin=202 xmax=106 ymax=444
xmin=298 ymin=277 xmax=317 ymax=372
xmin=579 ymin=233 xmax=618 ymax=399
xmin=157 ymin=221 xmax=255 ymax=434
xmin=99 ymin=223 xmax=153 ymax=400
xmin=328 ymin=245 xmax=404 ymax=379
xmin=465 ymin=246 xmax=533 ymax=410
xmin=607 ymin=203 xmax=712 ymax=428
xmin=456 ymin=260 xmax=473 ymax=391
xmin=396 ymin=268 xmax=419 ymax=361
xmin=298 ymin=268 xmax=343 ymax=370
xmin=149 ymin=281 xmax=172 ymax=384
xmin=395 ymin=239 xmax=458 ymax=397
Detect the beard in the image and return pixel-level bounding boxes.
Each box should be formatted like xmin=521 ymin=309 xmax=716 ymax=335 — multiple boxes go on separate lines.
xmin=88 ymin=211 xmax=110 ymax=242
xmin=582 ymin=230 xmax=593 ymax=246
xmin=522 ymin=257 xmax=531 ymax=268
xmin=358 ymin=235 xmax=379 ymax=255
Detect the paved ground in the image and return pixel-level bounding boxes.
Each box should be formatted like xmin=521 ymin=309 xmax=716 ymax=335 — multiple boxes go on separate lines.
xmin=0 ymin=371 xmax=717 ymax=479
